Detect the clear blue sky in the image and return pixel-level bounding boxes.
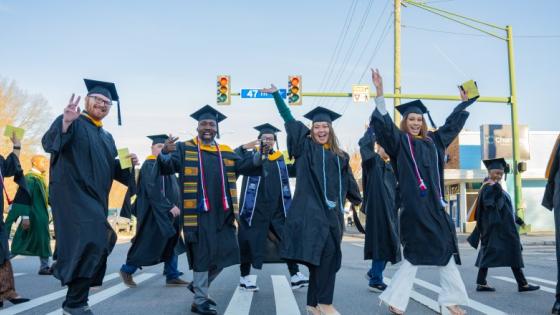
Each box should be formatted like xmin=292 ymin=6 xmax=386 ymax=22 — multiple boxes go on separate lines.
xmin=1 ymin=0 xmax=558 ymax=159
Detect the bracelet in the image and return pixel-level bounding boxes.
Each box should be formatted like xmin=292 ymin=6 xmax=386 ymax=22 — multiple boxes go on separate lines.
xmin=13 ymin=146 xmax=21 ymax=150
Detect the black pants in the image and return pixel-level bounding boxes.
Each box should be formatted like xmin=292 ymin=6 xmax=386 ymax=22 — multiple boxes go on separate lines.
xmin=240 ymin=261 xmax=299 ymax=277
xmin=307 ymin=232 xmax=340 ymax=306
xmin=477 ymin=267 xmax=527 ymax=286
xmin=63 ymin=278 xmax=91 ymax=308
xmin=554 ymin=207 xmax=560 ymax=299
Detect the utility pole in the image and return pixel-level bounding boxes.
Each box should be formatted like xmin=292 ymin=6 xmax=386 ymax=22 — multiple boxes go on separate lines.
xmin=394 ymin=0 xmax=402 ymax=125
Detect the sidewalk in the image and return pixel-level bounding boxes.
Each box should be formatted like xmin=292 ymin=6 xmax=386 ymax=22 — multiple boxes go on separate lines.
xmin=344 ymin=225 xmax=556 ymax=246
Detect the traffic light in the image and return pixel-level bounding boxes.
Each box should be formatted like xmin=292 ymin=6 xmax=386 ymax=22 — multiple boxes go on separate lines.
xmin=217 ymin=75 xmax=231 ymax=105
xmin=288 ymin=75 xmax=302 ymax=105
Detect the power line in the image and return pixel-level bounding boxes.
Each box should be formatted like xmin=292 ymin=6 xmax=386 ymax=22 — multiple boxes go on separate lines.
xmin=317 ymin=0 xmax=359 ymax=105
xmin=322 ymin=0 xmax=376 ymax=107
xmin=403 ymin=24 xmax=560 ymax=39
xmin=336 ymin=0 xmax=392 ymax=101
xmin=337 ymin=12 xmax=394 ymax=120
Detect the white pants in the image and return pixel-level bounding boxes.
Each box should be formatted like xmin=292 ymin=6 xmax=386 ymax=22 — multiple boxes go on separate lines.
xmin=379 ymin=258 xmax=469 ymax=311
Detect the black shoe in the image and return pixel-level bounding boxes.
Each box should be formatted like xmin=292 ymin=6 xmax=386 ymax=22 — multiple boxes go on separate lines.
xmin=62 ymin=305 xmax=94 ymax=315
xmin=191 ymin=301 xmax=217 ymax=315
xmin=476 ymin=284 xmax=496 ymax=292
xmin=518 ymin=284 xmax=540 ymax=292
xmin=552 ymin=299 xmax=560 ymax=314
xmin=368 ymin=283 xmax=387 ymax=293
xmin=38 ymin=267 xmax=53 ymax=275
xmin=8 ymin=297 xmax=30 ymax=304
xmin=0 ymin=301 xmax=3 ymax=308
xmin=187 ymin=283 xmax=216 ymax=306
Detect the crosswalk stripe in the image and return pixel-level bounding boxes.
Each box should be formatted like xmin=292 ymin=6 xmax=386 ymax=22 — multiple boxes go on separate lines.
xmin=492 ymin=276 xmax=555 ymax=294
xmin=384 ymin=277 xmax=446 ymax=314
xmin=350 ymin=243 xmax=364 ymax=248
xmin=224 ymin=275 xmax=256 ymax=315
xmin=13 ymin=273 xmax=25 ymax=277
xmin=526 ymin=276 xmax=556 ymax=286
xmin=413 ymin=278 xmax=507 ymax=315
xmin=44 ymin=273 xmax=156 ymax=315
xmin=0 ymin=273 xmax=119 ymax=315
xmin=271 ymin=275 xmax=300 ymax=315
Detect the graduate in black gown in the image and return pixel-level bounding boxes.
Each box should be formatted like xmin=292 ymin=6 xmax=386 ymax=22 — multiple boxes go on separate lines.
xmin=359 ymin=128 xmax=401 ymax=293
xmin=42 ymin=79 xmax=138 ymax=315
xmin=157 ymin=105 xmax=262 ymax=315
xmin=370 ymin=69 xmax=475 ymax=315
xmin=236 ymin=123 xmax=309 ymax=291
xmin=544 ymin=134 xmax=560 ymax=314
xmin=468 ymin=158 xmax=539 ymax=293
xmin=261 ymin=84 xmax=361 ymax=315
xmin=0 ymin=133 xmax=29 ymax=308
xmin=119 ymin=134 xmax=189 ymax=288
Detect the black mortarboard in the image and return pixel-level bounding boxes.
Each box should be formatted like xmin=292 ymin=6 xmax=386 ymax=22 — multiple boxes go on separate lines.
xmin=254 ymin=123 xmax=281 ymax=136
xmin=147 ymin=134 xmax=168 ymax=145
xmin=190 ymin=105 xmax=227 ymax=139
xmin=483 ymin=158 xmax=510 ymax=173
xmin=396 ymin=100 xmax=437 ymax=129
xmin=303 ymin=106 xmax=342 ymax=123
xmin=84 ymin=79 xmax=122 ymax=125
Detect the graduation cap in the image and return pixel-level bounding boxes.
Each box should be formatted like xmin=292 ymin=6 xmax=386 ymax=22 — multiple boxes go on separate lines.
xmin=84 ymin=79 xmax=122 ymax=125
xmin=190 ymin=105 xmax=227 ymax=138
xmin=254 ymin=123 xmax=281 ymax=137
xmin=255 ymin=123 xmax=281 ymax=150
xmin=396 ymin=100 xmax=437 ymax=129
xmin=483 ymin=158 xmax=510 ymax=173
xmin=147 ymin=134 xmax=168 ymax=145
xmin=303 ymin=106 xmax=342 ymax=123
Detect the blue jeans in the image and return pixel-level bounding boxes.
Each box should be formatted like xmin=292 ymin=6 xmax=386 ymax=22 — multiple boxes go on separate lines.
xmin=121 ymin=254 xmax=181 ymax=281
xmin=368 ymin=260 xmax=387 ymax=286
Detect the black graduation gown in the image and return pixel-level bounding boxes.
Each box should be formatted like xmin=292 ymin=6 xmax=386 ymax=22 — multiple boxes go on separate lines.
xmin=543 ymin=143 xmax=560 ymax=211
xmin=472 ymin=184 xmax=524 ymax=268
xmin=124 ymin=159 xmax=182 ymax=267
xmin=279 ymin=120 xmax=357 ymax=268
xmin=236 ymin=149 xmax=296 ymax=269
xmin=359 ymin=132 xmax=401 ymax=264
xmin=371 ymin=99 xmax=476 ymax=266
xmin=42 ymin=115 xmax=132 ymax=286
xmin=157 ymin=141 xmax=261 ymax=272
xmin=0 ymin=153 xmax=22 ymax=264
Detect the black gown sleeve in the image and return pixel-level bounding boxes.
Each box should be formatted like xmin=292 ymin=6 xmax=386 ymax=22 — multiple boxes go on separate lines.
xmin=346 ymin=166 xmax=362 ymax=206
xmin=285 ymin=120 xmax=310 ymax=160
xmin=480 ymin=184 xmax=505 ymax=226
xmin=359 ymin=128 xmax=377 ymax=163
xmin=235 ymin=151 xmax=262 ymax=177
xmin=371 ymin=109 xmax=402 ymax=160
xmin=42 ymin=115 xmax=75 ymax=156
xmin=0 ymin=152 xmax=21 ymax=177
xmin=144 ymin=163 xmax=175 ymax=214
xmin=433 ymin=98 xmax=477 ymax=149
xmin=157 ymin=143 xmax=183 ymax=175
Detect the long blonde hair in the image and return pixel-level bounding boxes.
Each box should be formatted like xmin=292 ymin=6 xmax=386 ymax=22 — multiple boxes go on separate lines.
xmin=311 ymin=122 xmax=344 ymax=157
xmin=399 ymin=113 xmax=428 ymax=138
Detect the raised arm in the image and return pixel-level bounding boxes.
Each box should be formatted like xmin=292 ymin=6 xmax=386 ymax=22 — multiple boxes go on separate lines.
xmin=261 ymin=84 xmax=308 ymax=159
xmin=369 ymin=69 xmax=402 ymax=159
xmin=42 ymin=94 xmax=82 ymax=156
xmin=433 ymin=88 xmax=478 ymax=149
xmin=158 ymin=135 xmax=183 ymax=175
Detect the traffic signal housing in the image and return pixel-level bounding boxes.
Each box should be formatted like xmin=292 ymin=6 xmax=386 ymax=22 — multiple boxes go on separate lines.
xmin=217 ymin=75 xmax=231 ymax=105
xmin=288 ymin=75 xmax=302 ymax=105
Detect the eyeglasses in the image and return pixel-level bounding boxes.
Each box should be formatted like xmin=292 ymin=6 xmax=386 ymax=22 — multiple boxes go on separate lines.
xmin=90 ymin=96 xmax=112 ymax=106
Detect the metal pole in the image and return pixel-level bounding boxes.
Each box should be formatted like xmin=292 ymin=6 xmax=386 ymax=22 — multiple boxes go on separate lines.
xmin=394 ymin=0 xmax=402 ymax=125
xmin=506 ymin=25 xmax=525 ymax=228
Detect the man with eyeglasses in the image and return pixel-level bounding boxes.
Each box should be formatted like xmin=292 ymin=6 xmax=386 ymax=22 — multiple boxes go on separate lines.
xmin=235 ymin=123 xmax=309 ymax=292
xmin=42 ymin=79 xmax=138 ymax=315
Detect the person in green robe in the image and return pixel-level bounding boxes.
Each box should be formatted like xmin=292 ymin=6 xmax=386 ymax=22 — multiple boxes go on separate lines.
xmin=6 ymin=155 xmax=52 ymax=275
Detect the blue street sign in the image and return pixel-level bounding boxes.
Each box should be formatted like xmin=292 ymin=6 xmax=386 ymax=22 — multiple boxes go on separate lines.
xmin=241 ymin=89 xmax=287 ymax=99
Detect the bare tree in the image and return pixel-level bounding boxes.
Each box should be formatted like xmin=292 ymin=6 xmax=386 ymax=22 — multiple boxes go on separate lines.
xmin=1 ymin=77 xmax=52 ymax=211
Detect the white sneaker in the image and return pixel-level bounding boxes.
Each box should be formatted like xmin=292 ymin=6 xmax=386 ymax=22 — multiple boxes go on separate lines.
xmin=291 ymin=272 xmax=309 ymax=289
xmin=239 ymin=276 xmax=259 ymax=292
